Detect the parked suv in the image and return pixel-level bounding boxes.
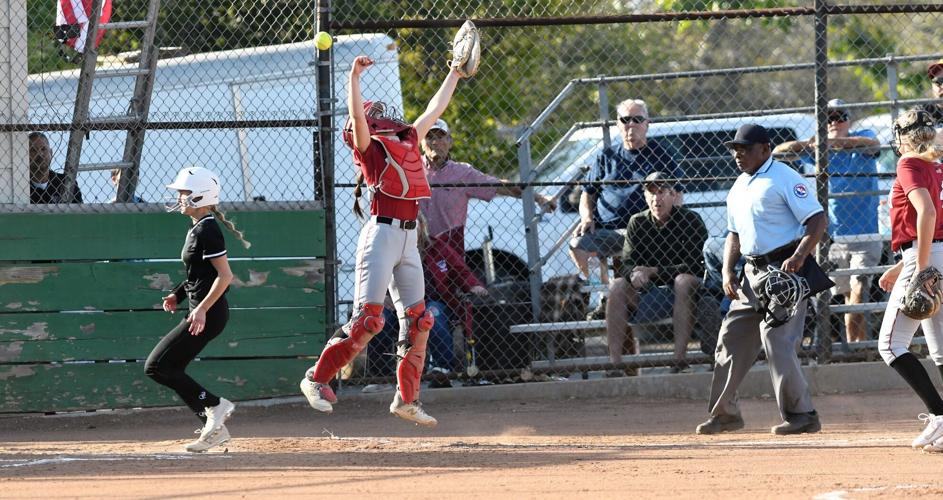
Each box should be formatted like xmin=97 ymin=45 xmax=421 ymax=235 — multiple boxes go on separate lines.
xmin=461 ymin=113 xmax=817 ymax=284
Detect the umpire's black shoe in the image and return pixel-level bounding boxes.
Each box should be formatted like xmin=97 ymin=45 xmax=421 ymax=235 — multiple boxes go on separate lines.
xmin=695 ymin=414 xmax=744 ymax=435
xmin=771 ymin=411 xmax=821 ymax=435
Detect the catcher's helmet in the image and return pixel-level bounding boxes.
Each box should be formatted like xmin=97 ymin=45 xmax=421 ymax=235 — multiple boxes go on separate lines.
xmin=757 ymin=266 xmax=811 ymax=327
xmin=166 ymin=166 xmax=220 ymax=212
xmin=892 ymin=108 xmax=935 ymax=157
xmin=342 ymin=100 xmax=410 ymax=149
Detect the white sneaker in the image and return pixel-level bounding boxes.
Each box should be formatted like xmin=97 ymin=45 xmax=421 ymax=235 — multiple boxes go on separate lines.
xmin=186 ymin=424 xmax=230 ymax=453
xmin=912 ymin=413 xmax=943 ymax=449
xmin=200 ymin=398 xmax=235 ymax=440
xmin=300 ymin=378 xmax=335 ymax=413
xmin=924 ymin=435 xmax=943 ymax=453
xmin=389 ymin=391 xmax=437 ymax=427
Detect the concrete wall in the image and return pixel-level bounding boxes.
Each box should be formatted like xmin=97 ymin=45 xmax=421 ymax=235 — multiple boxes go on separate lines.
xmin=0 ymin=0 xmax=28 ymax=203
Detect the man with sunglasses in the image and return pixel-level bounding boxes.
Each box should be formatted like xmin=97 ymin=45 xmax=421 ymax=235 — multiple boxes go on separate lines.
xmin=570 ymin=99 xmax=682 ymax=320
xmin=920 ymin=60 xmax=943 ymax=126
xmin=773 ymin=99 xmax=880 ymax=343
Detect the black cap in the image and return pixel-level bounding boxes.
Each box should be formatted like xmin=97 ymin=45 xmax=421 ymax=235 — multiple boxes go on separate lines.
xmin=642 ymin=171 xmax=682 ymax=192
xmin=642 ymin=171 xmax=670 ymax=186
xmin=724 ymin=124 xmax=771 ymax=147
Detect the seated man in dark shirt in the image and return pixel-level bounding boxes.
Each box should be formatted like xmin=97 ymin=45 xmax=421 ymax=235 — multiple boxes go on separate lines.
xmin=29 ymin=132 xmax=83 ymax=204
xmin=605 ymin=171 xmax=708 ymax=375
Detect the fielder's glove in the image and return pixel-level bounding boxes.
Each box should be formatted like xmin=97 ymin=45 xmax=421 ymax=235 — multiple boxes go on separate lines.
xmin=449 ymin=20 xmax=481 ymax=78
xmin=900 ymin=266 xmax=943 ymax=320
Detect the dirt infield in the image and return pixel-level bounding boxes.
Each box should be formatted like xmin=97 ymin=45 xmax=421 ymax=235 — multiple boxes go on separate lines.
xmin=2 ymin=388 xmax=943 ymax=499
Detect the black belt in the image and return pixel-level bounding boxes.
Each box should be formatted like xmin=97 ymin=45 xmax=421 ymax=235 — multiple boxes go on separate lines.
xmin=746 ymin=241 xmax=799 ymax=269
xmin=899 ymin=239 xmax=943 ymax=252
xmin=375 ymin=216 xmax=417 ymax=230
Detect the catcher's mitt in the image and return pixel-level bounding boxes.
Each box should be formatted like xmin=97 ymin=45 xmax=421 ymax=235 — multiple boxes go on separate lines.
xmin=449 ymin=20 xmax=481 ymax=78
xmin=900 ymin=266 xmax=943 ymax=320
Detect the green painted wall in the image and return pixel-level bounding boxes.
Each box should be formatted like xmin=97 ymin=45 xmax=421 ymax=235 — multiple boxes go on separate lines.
xmin=0 ymin=209 xmax=327 ymax=413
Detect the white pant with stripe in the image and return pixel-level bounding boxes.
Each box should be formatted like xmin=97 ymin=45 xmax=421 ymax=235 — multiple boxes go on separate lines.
xmin=351 ymin=217 xmax=425 ymax=320
xmin=878 ymin=243 xmax=943 ymax=366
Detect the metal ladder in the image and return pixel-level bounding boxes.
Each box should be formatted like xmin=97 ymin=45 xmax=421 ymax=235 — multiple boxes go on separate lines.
xmin=61 ymin=0 xmax=162 ymax=202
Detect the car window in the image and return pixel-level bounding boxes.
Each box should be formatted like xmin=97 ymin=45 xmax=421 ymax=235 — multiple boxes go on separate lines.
xmin=658 ymin=127 xmax=799 ymax=192
xmin=534 ymin=137 xmax=600 ymax=183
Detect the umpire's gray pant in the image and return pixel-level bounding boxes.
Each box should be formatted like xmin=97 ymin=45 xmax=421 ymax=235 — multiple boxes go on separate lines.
xmin=707 ymin=262 xmax=815 ymax=421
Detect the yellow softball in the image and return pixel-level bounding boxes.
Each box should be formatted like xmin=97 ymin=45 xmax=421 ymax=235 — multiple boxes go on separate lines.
xmin=315 ymin=32 xmax=333 ymax=51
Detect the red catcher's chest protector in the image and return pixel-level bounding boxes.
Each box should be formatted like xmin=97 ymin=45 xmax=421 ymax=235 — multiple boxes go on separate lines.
xmin=368 ymin=135 xmax=431 ymax=200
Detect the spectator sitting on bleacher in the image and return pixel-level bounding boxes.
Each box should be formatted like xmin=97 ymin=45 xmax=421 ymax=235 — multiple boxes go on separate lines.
xmin=570 ymin=99 xmax=682 ymax=321
xmin=773 ymin=99 xmax=880 ymax=342
xmin=368 ymin=215 xmax=488 ymax=387
xmin=605 ymin=171 xmax=708 ymax=375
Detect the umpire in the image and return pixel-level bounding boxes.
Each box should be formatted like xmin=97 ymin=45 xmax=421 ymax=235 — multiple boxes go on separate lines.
xmin=696 ymin=124 xmax=828 ymax=436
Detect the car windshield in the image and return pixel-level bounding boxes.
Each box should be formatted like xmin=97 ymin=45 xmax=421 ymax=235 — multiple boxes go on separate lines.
xmin=533 ymin=137 xmax=600 ymax=184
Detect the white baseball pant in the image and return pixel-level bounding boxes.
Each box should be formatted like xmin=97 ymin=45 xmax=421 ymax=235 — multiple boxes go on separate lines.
xmin=878 ymin=242 xmax=943 ymax=366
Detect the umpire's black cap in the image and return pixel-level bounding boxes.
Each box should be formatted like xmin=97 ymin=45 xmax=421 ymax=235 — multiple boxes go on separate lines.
xmin=724 ymin=124 xmax=771 ymax=147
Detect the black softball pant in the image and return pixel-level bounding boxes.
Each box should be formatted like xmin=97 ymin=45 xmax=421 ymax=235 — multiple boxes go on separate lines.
xmin=145 ymin=297 xmax=229 ymax=421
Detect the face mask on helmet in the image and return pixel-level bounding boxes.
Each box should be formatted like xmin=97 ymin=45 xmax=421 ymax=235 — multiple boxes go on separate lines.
xmin=165 ymin=166 xmax=221 ymax=212
xmin=892 ymin=110 xmax=935 ymax=157
xmin=341 ymin=100 xmax=410 ymax=149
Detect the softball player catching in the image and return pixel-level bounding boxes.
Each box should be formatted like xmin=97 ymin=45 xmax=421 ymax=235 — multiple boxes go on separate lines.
xmin=300 ymin=55 xmax=468 ymax=427
xmin=877 ymin=109 xmax=943 ymax=452
xmin=145 ymin=166 xmax=251 ymax=452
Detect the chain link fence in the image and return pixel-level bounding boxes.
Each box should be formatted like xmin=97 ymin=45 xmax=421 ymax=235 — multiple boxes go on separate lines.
xmin=324 ymin=1 xmax=943 ymax=388
xmin=4 ymin=1 xmax=943 ymax=389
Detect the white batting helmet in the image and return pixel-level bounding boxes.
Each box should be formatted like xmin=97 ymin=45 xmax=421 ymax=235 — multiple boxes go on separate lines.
xmin=166 ymin=166 xmax=220 ymax=211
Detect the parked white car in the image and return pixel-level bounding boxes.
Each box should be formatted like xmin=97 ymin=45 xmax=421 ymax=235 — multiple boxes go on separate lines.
xmin=458 ymin=113 xmax=818 ymax=283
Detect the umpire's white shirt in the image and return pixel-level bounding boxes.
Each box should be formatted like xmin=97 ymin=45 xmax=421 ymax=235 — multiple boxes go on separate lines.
xmin=727 ymin=156 xmax=823 ymax=256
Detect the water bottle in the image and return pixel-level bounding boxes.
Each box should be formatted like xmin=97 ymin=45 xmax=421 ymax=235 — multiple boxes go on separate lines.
xmin=878 ymin=197 xmax=891 ymax=239
xmin=586 ymin=255 xmax=602 ymax=286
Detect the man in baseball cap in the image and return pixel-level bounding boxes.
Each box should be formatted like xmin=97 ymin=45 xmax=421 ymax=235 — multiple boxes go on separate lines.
xmin=419 ymin=118 xmax=555 ymax=258
xmin=922 ymin=59 xmax=943 ymax=126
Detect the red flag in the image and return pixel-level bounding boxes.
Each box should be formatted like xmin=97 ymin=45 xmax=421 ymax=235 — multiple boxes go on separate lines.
xmin=55 ymin=0 xmax=113 ymax=53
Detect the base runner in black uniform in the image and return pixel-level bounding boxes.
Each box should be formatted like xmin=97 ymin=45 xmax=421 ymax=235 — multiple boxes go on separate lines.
xmin=145 ymin=166 xmax=251 ymax=452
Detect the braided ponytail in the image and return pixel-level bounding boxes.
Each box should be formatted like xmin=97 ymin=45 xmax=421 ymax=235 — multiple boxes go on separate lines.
xmin=352 ymin=170 xmax=365 ymax=220
xmin=210 ymin=206 xmax=252 ymax=249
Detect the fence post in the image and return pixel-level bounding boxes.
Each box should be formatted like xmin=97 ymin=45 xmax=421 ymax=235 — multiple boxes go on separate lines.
xmin=315 ymin=0 xmax=337 ymax=338
xmin=886 ymin=53 xmax=900 ymax=125
xmin=518 ymin=137 xmax=543 ymax=323
xmin=812 ymin=0 xmax=832 ymax=363
xmin=598 ymin=76 xmax=611 ymax=149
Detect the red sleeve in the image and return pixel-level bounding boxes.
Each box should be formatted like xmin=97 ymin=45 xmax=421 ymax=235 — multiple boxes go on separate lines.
xmin=897 ymin=157 xmax=929 ymax=196
xmin=438 ymin=239 xmax=483 ymax=291
xmin=352 ymin=141 xmax=387 ymax=184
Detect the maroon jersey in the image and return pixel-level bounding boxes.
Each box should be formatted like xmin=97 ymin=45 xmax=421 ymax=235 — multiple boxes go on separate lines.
xmin=890 ymin=156 xmax=943 ymax=252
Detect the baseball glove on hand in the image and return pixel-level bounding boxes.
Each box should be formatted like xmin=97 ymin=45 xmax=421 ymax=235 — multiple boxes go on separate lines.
xmin=900 ymin=266 xmax=943 ymax=320
xmin=450 ymin=20 xmax=481 ymax=78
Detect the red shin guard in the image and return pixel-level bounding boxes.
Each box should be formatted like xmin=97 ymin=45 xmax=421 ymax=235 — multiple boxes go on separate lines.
xmin=311 ymin=303 xmax=384 ymax=383
xmin=396 ymin=303 xmax=433 ymax=404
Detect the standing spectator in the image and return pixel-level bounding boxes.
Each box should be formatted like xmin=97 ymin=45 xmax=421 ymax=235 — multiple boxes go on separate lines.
xmin=921 ymin=59 xmax=943 ymax=126
xmin=696 ymin=124 xmax=828 ymax=436
xmin=28 ymin=132 xmax=83 ymax=204
xmin=773 ymin=99 xmax=881 ymax=342
xmin=605 ymin=171 xmax=708 ymax=375
xmin=570 ymin=99 xmax=682 ymax=320
xmin=420 ymin=118 xmax=555 ymax=257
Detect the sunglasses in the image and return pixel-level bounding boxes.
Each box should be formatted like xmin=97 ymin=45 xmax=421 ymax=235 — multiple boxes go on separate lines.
xmin=932 ymin=77 xmax=943 ymax=86
xmin=618 ymin=115 xmax=648 ymax=125
xmin=827 ymin=114 xmax=849 ymax=124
